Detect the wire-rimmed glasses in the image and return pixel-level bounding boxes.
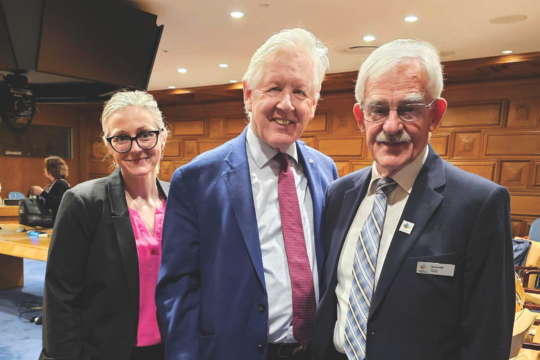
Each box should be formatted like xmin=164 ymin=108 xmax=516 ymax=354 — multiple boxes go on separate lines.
xmin=361 ymin=99 xmax=437 ymax=123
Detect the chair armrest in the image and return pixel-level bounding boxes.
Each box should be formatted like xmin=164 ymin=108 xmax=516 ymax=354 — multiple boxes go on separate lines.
xmin=522 ymin=341 xmax=540 ymax=351
xmin=523 ymin=270 xmax=540 ymax=287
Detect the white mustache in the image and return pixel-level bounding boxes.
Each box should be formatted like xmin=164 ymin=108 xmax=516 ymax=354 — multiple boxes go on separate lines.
xmin=375 ymin=131 xmax=412 ymax=143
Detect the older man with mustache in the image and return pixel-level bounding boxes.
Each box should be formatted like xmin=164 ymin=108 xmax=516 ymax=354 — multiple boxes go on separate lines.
xmin=311 ymin=39 xmax=514 ymax=360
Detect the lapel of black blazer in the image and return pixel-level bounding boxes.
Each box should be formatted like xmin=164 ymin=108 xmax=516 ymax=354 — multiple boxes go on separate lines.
xmin=224 ymin=128 xmax=267 ymax=292
xmin=296 ymin=142 xmax=325 ymax=276
xmin=326 ymin=168 xmax=372 ymax=294
xmin=369 ymin=145 xmax=446 ymax=319
xmin=107 ymin=168 xmax=170 ymax=325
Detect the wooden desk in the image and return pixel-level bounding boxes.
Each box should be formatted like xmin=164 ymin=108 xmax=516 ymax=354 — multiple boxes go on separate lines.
xmin=0 ymin=224 xmax=52 ymax=290
xmin=0 ymin=205 xmax=19 ymax=223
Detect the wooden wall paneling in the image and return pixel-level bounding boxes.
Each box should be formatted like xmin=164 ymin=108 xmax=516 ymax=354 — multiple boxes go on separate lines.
xmin=429 ymin=132 xmax=451 ymax=158
xmin=88 ymin=160 xmax=111 ymax=176
xmin=484 ymin=131 xmax=540 ymax=158
xmin=512 ymin=219 xmax=524 ymax=238
xmin=300 ymin=137 xmax=317 ymax=148
xmin=441 ymin=100 xmax=506 ymax=129
xmin=163 ymin=140 xmax=182 ymax=158
xmin=510 ymin=193 xmax=540 ymax=217
xmin=499 ymin=161 xmax=531 ymax=190
xmin=318 ymin=137 xmax=363 ymax=157
xmin=174 ymin=119 xmax=206 ymax=136
xmin=452 ymin=132 xmax=482 ymax=159
xmin=525 ymin=220 xmax=536 ymax=238
xmin=506 ymin=98 xmax=539 ymax=128
xmin=351 ymin=161 xmax=373 ymax=173
xmin=304 ymin=112 xmax=329 ymax=134
xmin=451 ymin=161 xmax=498 ymax=181
xmin=225 ymin=117 xmax=249 ymax=135
xmin=159 ymin=160 xmax=176 ymax=182
xmin=183 ymin=140 xmax=198 ymax=159
xmin=209 ymin=118 xmax=224 ymax=137
xmin=199 ymin=139 xmax=232 ymax=155
xmin=334 ymin=161 xmax=351 ymax=178
xmin=532 ymin=162 xmax=540 ymax=189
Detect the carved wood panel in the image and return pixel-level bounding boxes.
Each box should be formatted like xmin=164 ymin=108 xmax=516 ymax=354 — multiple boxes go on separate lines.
xmin=499 ymin=161 xmax=531 ymax=190
xmin=507 ymin=98 xmax=539 ymax=128
xmin=452 ymin=132 xmax=482 ymax=159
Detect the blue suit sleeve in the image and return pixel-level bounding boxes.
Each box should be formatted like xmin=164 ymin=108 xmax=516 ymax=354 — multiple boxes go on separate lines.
xmin=460 ymin=186 xmax=514 ymax=359
xmin=156 ymin=170 xmax=200 ymax=360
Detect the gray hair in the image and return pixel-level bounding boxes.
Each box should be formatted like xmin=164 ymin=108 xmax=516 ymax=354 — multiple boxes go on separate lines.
xmin=243 ymin=28 xmax=330 ymax=119
xmin=355 ymin=39 xmax=444 ymax=104
xmin=101 ymin=90 xmax=167 ymax=174
xmin=101 ymin=90 xmax=165 ymax=137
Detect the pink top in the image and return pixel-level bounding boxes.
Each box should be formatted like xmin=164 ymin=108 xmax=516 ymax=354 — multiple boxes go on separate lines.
xmin=128 ymin=201 xmax=166 ymax=347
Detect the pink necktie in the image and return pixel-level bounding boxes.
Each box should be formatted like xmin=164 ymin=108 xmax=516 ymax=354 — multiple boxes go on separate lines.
xmin=275 ymin=152 xmax=316 ymax=348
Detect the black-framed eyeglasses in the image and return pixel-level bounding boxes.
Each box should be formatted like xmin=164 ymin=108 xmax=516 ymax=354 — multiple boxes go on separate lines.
xmin=105 ymin=129 xmax=164 ymax=153
xmin=361 ymin=99 xmax=437 ymax=124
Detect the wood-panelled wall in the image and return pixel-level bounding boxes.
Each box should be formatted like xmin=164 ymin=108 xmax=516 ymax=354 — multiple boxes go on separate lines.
xmin=78 ymin=75 xmax=540 ymax=237
xmin=0 ymin=105 xmax=82 ymax=199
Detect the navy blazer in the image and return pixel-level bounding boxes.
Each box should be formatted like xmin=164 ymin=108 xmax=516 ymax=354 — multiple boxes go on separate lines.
xmin=311 ymin=145 xmax=514 ymax=360
xmin=156 ymin=127 xmax=338 ymax=360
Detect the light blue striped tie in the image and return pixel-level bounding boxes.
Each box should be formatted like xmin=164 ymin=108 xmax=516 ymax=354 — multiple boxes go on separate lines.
xmin=344 ymin=177 xmax=397 ymax=360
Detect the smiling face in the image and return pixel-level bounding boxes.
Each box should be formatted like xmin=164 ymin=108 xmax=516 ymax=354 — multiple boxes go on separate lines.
xmin=354 ymin=59 xmax=447 ymax=177
xmin=105 ymin=105 xmax=166 ymax=180
xmin=244 ymin=50 xmax=318 ymax=152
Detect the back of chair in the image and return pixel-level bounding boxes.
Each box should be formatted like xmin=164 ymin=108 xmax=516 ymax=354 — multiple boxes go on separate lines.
xmin=531 ymin=219 xmax=540 ymax=242
xmin=8 ymin=191 xmax=25 ymax=200
xmin=517 ymin=272 xmax=526 ymax=312
xmin=512 ymin=309 xmax=538 ymax=358
xmin=525 ymin=241 xmax=540 ymax=288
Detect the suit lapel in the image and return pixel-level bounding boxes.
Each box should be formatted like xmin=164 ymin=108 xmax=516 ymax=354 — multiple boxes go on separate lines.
xmin=297 ymin=143 xmax=325 ymax=276
xmin=369 ymin=147 xmax=446 ymax=319
xmin=327 ymin=169 xmax=372 ymax=291
xmin=225 ymin=129 xmax=266 ymax=291
xmin=107 ymin=168 xmax=140 ymax=324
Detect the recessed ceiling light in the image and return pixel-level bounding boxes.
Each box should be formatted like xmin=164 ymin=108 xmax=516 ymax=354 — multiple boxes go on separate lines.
xmin=439 ymin=51 xmax=456 ymax=57
xmin=363 ymin=35 xmax=375 ymax=42
xmin=219 ymin=63 xmax=229 ymax=68
xmin=230 ymin=80 xmax=238 ymax=83
xmin=405 ymin=15 xmax=418 ymax=23
xmin=502 ymin=50 xmax=513 ymax=54
xmin=230 ymin=11 xmax=244 ymax=18
xmin=259 ymin=4 xmax=269 ymax=7
xmin=177 ymin=68 xmax=187 ymax=74
xmin=316 ymin=48 xmax=328 ymax=54
xmin=168 ymin=85 xmax=176 ymax=89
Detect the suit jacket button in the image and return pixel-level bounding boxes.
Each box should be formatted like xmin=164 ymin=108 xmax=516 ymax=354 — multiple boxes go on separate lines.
xmin=259 ymin=303 xmax=266 ymax=312
xmin=257 ymin=344 xmax=264 ymax=353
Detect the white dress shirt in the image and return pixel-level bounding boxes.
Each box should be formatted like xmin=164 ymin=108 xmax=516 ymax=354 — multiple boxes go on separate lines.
xmin=245 ymin=126 xmax=318 ymax=344
xmin=333 ymin=146 xmax=428 ymax=353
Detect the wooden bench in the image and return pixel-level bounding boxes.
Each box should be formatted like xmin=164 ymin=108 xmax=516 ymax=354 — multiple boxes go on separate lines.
xmin=0 ymin=224 xmax=51 ymax=290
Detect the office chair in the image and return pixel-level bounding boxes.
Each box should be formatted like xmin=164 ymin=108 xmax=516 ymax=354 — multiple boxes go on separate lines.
xmin=8 ymin=191 xmax=25 ymax=200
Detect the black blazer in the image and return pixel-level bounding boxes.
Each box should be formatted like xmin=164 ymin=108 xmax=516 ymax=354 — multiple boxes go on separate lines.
xmin=40 ymin=168 xmax=169 ymax=360
xmin=312 ymin=146 xmax=514 ymax=360
xmin=41 ymin=179 xmax=70 ymax=214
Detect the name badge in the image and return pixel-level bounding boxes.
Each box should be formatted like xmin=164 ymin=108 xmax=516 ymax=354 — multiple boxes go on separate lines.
xmin=416 ymin=262 xmax=455 ymax=277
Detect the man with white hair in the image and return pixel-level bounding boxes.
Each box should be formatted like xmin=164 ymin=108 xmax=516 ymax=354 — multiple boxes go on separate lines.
xmin=311 ymin=39 xmax=514 ymax=360
xmin=156 ymin=28 xmax=338 ymax=360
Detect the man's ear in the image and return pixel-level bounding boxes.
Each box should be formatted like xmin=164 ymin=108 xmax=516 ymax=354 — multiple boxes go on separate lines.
xmin=430 ymin=98 xmax=447 ymax=132
xmin=243 ymin=81 xmax=252 ymax=112
xmin=353 ymin=103 xmax=366 ymax=133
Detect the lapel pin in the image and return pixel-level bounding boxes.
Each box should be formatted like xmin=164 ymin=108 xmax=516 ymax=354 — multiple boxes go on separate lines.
xmin=309 ymin=159 xmax=314 ymax=163
xmin=399 ymin=220 xmax=414 ymax=234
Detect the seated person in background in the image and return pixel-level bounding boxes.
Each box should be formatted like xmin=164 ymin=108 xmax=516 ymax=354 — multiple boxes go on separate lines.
xmin=31 ymin=156 xmax=70 ymax=214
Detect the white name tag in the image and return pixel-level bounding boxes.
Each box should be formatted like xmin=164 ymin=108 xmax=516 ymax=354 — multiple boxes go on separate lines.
xmin=416 ymin=262 xmax=455 ymax=277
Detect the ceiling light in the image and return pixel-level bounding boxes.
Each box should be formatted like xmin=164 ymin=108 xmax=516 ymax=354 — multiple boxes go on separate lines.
xmin=230 ymin=11 xmax=244 ymax=18
xmin=490 ymin=14 xmax=527 ymax=24
xmin=405 ymin=15 xmax=418 ymax=23
xmin=219 ymin=63 xmax=229 ymax=68
xmin=168 ymin=86 xmax=176 ymax=89
xmin=230 ymin=80 xmax=238 ymax=83
xmin=177 ymin=68 xmax=187 ymax=74
xmin=363 ymin=35 xmax=375 ymax=42
xmin=316 ymin=48 xmax=328 ymax=54
xmin=502 ymin=50 xmax=513 ymax=54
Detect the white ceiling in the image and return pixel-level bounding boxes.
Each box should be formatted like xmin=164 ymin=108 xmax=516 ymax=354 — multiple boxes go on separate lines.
xmin=144 ymin=0 xmax=540 ymax=91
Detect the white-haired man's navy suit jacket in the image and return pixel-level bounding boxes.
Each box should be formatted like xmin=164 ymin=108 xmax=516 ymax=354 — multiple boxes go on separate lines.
xmin=311 ymin=145 xmax=514 ymax=360
xmin=156 ymin=127 xmax=338 ymax=360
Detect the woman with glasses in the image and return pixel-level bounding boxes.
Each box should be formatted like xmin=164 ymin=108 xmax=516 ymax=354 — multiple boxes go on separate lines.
xmin=40 ymin=91 xmax=169 ymax=360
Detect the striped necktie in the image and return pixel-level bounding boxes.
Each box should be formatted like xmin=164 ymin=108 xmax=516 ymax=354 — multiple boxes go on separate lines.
xmin=344 ymin=177 xmax=397 ymax=360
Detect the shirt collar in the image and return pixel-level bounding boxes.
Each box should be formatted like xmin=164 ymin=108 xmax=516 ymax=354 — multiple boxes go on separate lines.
xmin=246 ymin=125 xmax=298 ymax=169
xmin=369 ymin=145 xmax=428 ymax=194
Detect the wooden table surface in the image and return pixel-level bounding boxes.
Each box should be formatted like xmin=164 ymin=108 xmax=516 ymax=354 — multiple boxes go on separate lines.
xmin=0 ymin=205 xmax=19 ymax=216
xmin=0 ymin=224 xmax=52 ymax=261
